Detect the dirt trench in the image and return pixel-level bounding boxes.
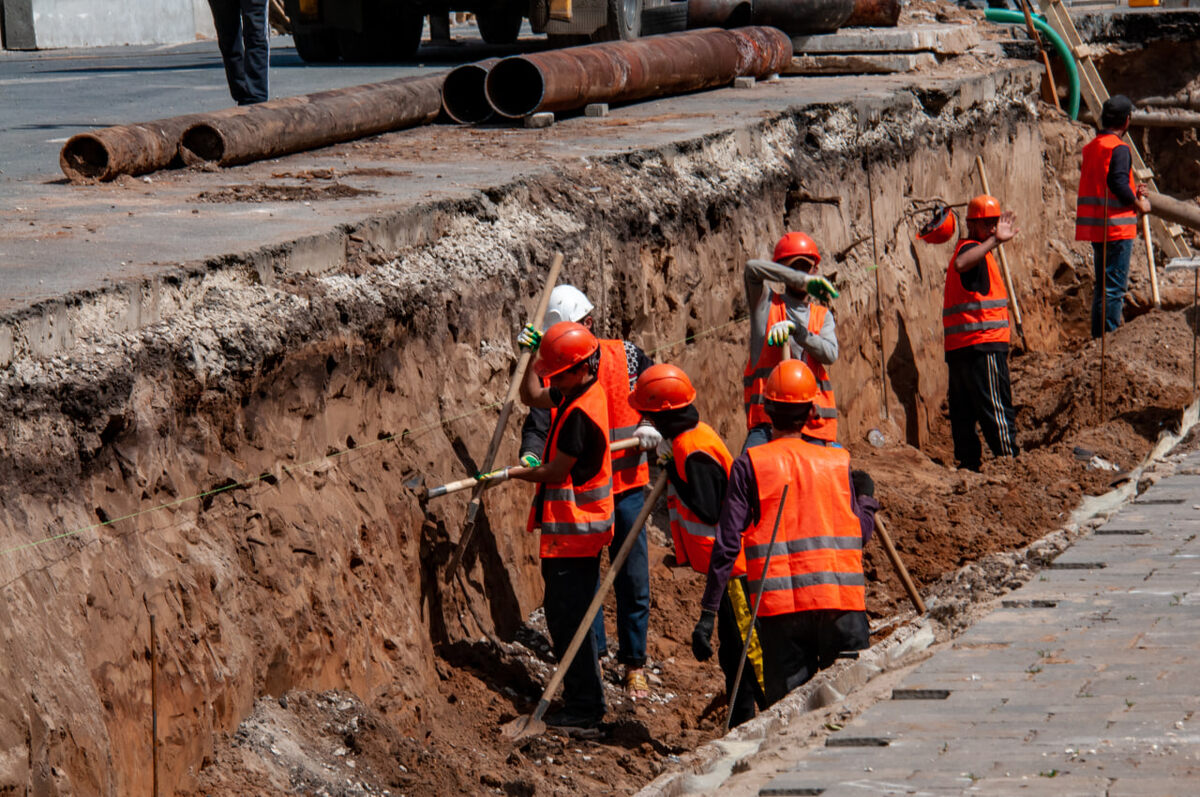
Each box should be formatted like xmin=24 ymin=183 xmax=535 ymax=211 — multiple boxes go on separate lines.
xmin=2 ymin=58 xmax=1200 ymax=796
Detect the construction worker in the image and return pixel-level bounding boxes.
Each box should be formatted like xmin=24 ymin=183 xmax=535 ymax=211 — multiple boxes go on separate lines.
xmin=694 ymin=360 xmax=879 ymax=706
xmin=628 ymin=364 xmax=766 ymax=727
xmin=500 ymin=321 xmax=613 ymax=730
xmin=944 ymin=195 xmax=1019 ymax=471
xmin=206 ymin=0 xmax=271 ymax=105
xmin=517 ymin=285 xmax=659 ymax=699
xmin=1076 ymin=94 xmax=1152 ymax=339
xmin=743 ymin=233 xmax=840 ymax=452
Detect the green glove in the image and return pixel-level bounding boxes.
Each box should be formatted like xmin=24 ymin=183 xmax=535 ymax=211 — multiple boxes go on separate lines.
xmin=806 ymin=275 xmax=839 ymax=303
xmin=520 ymin=452 xmax=541 ymax=468
xmin=516 ymin=323 xmax=542 ymax=351
xmin=475 ymin=467 xmax=510 ymax=482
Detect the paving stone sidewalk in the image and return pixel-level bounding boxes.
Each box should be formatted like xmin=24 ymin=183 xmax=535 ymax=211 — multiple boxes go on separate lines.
xmin=760 ymin=454 xmax=1200 ymax=796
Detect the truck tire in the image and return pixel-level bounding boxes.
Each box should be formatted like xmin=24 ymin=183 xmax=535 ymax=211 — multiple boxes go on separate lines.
xmin=477 ymin=2 xmax=524 ymax=44
xmin=592 ymin=0 xmax=642 ymax=40
xmin=337 ymin=0 xmax=424 ymax=61
xmin=639 ymin=1 xmax=687 ymax=34
xmin=284 ymin=0 xmax=340 ymax=62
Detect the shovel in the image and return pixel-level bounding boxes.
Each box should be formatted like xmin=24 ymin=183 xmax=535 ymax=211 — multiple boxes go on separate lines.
xmin=502 ymin=470 xmax=669 ymax=743
xmin=425 ymin=438 xmax=640 ymax=499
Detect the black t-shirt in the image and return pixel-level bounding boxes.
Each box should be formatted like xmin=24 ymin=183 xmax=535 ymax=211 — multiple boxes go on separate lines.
xmin=946 ymin=241 xmax=1009 ymax=361
xmin=674 ymin=452 xmax=728 ymax=526
xmin=548 ymin=383 xmax=608 ymax=486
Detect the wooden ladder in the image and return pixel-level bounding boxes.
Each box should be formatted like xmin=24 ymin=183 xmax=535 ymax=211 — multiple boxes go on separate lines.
xmin=1037 ymin=0 xmax=1192 ymax=260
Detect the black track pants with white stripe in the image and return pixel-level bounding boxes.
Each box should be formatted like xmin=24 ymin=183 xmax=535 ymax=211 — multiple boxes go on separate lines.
xmin=947 ymin=348 xmax=1017 ymax=471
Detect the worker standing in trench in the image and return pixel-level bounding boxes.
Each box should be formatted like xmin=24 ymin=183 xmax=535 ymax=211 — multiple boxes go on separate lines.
xmin=497 ymin=321 xmax=615 ymax=730
xmin=943 ymin=195 xmax=1020 ymax=471
xmin=627 ymin=363 xmax=767 ymax=727
xmin=742 ymin=233 xmax=841 ymax=452
xmin=1075 ymin=94 xmax=1152 ymax=338
xmin=694 ymin=360 xmax=879 ymax=705
xmin=517 ymin=286 xmax=660 ymax=699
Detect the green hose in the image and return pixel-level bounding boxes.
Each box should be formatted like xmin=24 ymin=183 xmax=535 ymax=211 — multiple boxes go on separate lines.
xmin=984 ymin=8 xmax=1080 ymax=121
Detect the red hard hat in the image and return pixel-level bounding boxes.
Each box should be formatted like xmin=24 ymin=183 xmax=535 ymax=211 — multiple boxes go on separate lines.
xmin=629 ymin=364 xmax=697 ymax=412
xmin=918 ymin=205 xmax=957 ymax=245
xmin=966 ymin=194 xmax=1002 ymax=220
xmin=534 ymin=321 xmax=599 ymax=378
xmin=773 ymin=232 xmax=821 ymax=267
xmin=763 ymin=360 xmax=819 ymax=404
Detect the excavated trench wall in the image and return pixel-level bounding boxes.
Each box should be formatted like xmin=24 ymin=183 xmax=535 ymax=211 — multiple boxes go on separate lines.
xmin=0 ymin=66 xmax=1049 ymax=794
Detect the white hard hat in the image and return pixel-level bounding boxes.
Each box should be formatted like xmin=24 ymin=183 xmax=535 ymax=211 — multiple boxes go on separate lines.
xmin=543 ymin=284 xmax=594 ymax=330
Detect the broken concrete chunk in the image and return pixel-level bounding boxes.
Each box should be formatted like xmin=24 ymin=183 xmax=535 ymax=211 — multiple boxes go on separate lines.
xmin=792 ymin=24 xmax=981 ymax=55
xmin=785 ymin=53 xmax=938 ymax=75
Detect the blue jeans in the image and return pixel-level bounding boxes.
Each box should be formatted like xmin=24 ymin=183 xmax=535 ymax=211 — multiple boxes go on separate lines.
xmin=1091 ymin=239 xmax=1133 ymax=338
xmin=592 ymin=487 xmax=649 ymax=667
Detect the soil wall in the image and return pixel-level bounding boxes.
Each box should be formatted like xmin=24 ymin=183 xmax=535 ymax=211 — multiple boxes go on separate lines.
xmin=0 ymin=66 xmax=1048 ymax=794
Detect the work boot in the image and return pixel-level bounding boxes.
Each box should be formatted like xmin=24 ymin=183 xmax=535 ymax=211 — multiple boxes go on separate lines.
xmin=544 ymin=706 xmax=603 ymax=731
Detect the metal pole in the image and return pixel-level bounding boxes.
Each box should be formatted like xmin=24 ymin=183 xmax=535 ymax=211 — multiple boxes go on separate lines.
xmin=866 ymin=164 xmax=889 ymax=419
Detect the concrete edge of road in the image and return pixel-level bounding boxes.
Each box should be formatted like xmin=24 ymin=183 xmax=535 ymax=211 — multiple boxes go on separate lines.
xmin=636 ymin=394 xmax=1200 ymax=797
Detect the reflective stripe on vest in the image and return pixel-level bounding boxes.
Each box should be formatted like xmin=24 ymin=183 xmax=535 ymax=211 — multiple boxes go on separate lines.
xmin=598 ymin=339 xmax=650 ymax=492
xmin=665 ymin=423 xmax=743 ymax=577
xmin=943 ymin=239 xmax=1010 ymax=352
xmin=743 ymin=437 xmax=865 ymax=616
xmin=527 ymin=379 xmax=615 ymax=558
xmin=801 ymin=304 xmax=837 ymax=442
xmin=1075 ymin=133 xmax=1138 ymax=243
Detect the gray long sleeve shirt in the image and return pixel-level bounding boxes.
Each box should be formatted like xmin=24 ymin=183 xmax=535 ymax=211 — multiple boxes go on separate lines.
xmin=745 ymin=259 xmax=838 ymax=371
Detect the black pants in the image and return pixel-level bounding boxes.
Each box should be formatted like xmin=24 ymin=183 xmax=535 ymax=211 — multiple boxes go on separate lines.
xmin=757 ymin=609 xmax=870 ymax=706
xmin=717 ymin=577 xmax=768 ymax=727
xmin=542 ymin=556 xmax=605 ymax=718
xmin=947 ymin=348 xmax=1018 ymax=472
xmin=208 ymin=0 xmax=270 ymax=104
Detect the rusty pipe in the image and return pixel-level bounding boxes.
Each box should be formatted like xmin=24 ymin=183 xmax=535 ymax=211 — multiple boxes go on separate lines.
xmin=60 ymin=114 xmax=209 ymax=182
xmin=752 ymin=0 xmax=855 ymax=35
xmin=179 ymin=74 xmax=444 ymax=167
xmin=485 ymin=27 xmax=791 ymax=119
xmin=686 ymin=0 xmax=751 ymax=28
xmin=1149 ymin=191 xmax=1200 ymax=234
xmin=844 ymin=0 xmax=901 ymax=27
xmin=442 ymin=59 xmax=502 ymax=125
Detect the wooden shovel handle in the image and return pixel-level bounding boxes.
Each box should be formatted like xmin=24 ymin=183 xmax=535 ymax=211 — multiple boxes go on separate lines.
xmin=874 ymin=514 xmax=926 ymax=614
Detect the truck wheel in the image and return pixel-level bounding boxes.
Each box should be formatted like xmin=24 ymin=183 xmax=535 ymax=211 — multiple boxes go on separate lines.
xmin=338 ymin=0 xmax=424 ymax=61
xmin=284 ymin=0 xmax=340 ymax=62
xmin=640 ymin=1 xmax=687 ymax=34
xmin=593 ymin=0 xmax=642 ymax=40
xmin=477 ymin=2 xmax=523 ymax=44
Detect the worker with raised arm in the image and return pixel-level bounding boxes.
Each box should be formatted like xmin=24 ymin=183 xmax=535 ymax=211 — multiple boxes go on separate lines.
xmin=743 ymin=233 xmax=840 ymax=452
xmin=516 ymin=285 xmax=659 ymax=699
xmin=628 ymin=364 xmax=766 ymax=727
xmin=944 ymin=195 xmax=1020 ymax=472
xmin=1075 ymin=94 xmax=1152 ymax=339
xmin=499 ymin=321 xmax=613 ymax=731
xmin=693 ymin=360 xmax=880 ymax=706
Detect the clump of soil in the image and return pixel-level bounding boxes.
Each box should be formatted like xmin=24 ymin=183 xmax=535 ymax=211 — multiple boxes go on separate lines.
xmin=197 ymin=183 xmax=378 ymax=203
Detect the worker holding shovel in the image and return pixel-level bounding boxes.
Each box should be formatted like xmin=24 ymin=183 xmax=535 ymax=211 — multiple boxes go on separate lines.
xmin=628 ymin=363 xmax=767 ymax=727
xmin=695 ymin=360 xmax=878 ymax=706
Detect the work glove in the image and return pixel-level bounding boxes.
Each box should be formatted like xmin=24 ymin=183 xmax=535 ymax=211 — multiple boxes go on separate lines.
xmin=766 ymin=319 xmax=795 ymax=347
xmin=516 ymin=323 xmax=542 ymax=351
xmin=806 ymin=276 xmax=839 ymax=303
xmin=691 ymin=609 xmax=717 ymax=662
xmin=655 ymin=437 xmax=673 ymax=467
xmin=634 ymin=425 xmax=663 ymax=451
xmin=475 ymin=467 xmax=511 ymax=483
xmin=519 ymin=452 xmax=541 ymax=468
xmin=851 ymin=469 xmax=875 ymax=499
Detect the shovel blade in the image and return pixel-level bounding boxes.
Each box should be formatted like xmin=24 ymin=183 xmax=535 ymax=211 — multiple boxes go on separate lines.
xmin=501 ymin=713 xmax=546 ymax=742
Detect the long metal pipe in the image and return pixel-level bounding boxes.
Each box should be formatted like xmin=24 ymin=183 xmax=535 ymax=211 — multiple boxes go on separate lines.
xmin=752 ymin=0 xmax=854 ymax=35
xmin=442 ymin=58 xmax=503 ymax=125
xmin=844 ymin=0 xmax=901 ymax=27
xmin=484 ymin=27 xmax=791 ymax=120
xmin=1149 ymin=191 xmax=1200 ymax=234
xmin=60 ymin=114 xmax=208 ymax=182
xmin=180 ymin=75 xmax=444 ymax=167
xmin=686 ymin=0 xmax=750 ymax=28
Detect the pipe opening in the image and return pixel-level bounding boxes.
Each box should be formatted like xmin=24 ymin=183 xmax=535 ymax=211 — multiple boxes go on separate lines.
xmin=443 ymin=64 xmax=494 ymax=125
xmin=180 ymin=124 xmax=227 ymax=164
xmin=485 ymin=58 xmax=546 ymax=120
xmin=59 ymin=135 xmax=111 ymax=182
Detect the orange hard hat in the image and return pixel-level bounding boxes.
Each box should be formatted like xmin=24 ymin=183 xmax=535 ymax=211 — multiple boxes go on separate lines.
xmin=918 ymin=204 xmax=957 ymax=244
xmin=534 ymin=321 xmax=599 ymax=378
xmin=629 ymin=364 xmax=697 ymax=412
xmin=773 ymin=232 xmax=821 ymax=267
xmin=966 ymin=194 xmax=1002 ymax=220
xmin=763 ymin=360 xmax=819 ymax=404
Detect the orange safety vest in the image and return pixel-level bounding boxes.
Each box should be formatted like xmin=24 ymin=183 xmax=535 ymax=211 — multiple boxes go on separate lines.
xmin=743 ymin=294 xmax=838 ymax=440
xmin=527 ymin=379 xmax=615 ymax=559
xmin=943 ymin=239 xmax=1010 ymax=352
xmin=597 ymin=339 xmax=650 ymax=494
xmin=743 ymin=437 xmax=865 ymax=616
xmin=666 ymin=423 xmax=745 ymax=578
xmin=1076 ymin=133 xmax=1138 ymax=243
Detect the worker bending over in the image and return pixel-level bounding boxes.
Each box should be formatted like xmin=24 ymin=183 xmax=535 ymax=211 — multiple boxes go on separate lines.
xmin=695 ymin=361 xmax=879 ymax=705
xmin=944 ymin=195 xmax=1019 ymax=471
xmin=1075 ymin=94 xmax=1151 ymax=339
xmin=628 ymin=364 xmax=766 ymax=727
xmin=517 ymin=285 xmax=659 ymax=698
xmin=503 ymin=321 xmax=613 ymax=730
xmin=743 ymin=233 xmax=840 ymax=451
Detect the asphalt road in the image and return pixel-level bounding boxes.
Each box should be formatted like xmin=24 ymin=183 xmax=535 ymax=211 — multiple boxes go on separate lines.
xmin=0 ymin=27 xmax=546 ymax=184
